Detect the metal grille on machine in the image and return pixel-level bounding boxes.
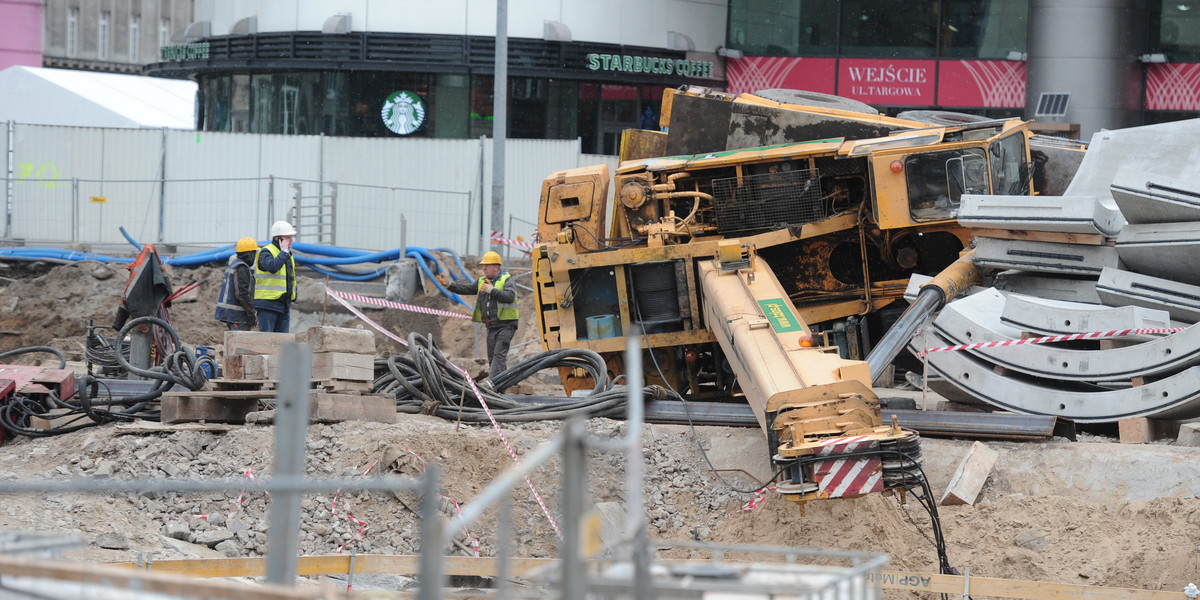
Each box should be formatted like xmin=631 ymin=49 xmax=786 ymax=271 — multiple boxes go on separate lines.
xmin=712 ymin=168 xmax=823 ymax=235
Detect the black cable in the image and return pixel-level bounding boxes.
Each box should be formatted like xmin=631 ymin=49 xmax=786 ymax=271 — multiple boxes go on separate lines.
xmin=0 ymin=346 xmax=67 ymax=369
xmin=114 ymin=316 xmax=213 ymax=391
xmin=371 ymin=332 xmax=651 ymax=423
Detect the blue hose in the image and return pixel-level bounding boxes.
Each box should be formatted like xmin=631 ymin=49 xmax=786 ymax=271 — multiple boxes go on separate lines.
xmin=434 ymin=247 xmax=473 ymax=281
xmin=19 ymin=229 xmax=482 ymax=305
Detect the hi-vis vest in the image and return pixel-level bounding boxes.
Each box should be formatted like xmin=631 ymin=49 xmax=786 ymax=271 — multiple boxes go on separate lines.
xmin=472 ymin=273 xmax=518 ymax=323
xmin=214 ymin=258 xmax=251 ymax=322
xmin=254 ymin=245 xmax=296 ymax=301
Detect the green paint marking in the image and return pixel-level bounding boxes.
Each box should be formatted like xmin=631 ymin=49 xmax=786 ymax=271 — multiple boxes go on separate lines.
xmin=757 ymin=298 xmax=804 ymax=333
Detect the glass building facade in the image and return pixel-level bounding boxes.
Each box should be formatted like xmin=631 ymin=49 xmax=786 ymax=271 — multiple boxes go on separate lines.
xmin=151 ymin=33 xmax=713 ymax=155
xmin=725 ymin=0 xmax=1200 ymax=126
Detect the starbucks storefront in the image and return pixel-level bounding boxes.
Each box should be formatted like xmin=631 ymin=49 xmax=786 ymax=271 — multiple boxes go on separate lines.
xmin=148 ymin=33 xmax=722 ymax=155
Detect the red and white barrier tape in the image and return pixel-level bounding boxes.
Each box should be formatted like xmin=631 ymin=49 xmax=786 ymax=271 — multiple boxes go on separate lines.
xmin=730 ymin=486 xmax=777 ymax=515
xmin=401 ymin=448 xmax=481 ymax=557
xmin=327 ymin=286 xmax=563 ymax=541
xmin=326 ymin=288 xmax=471 ymax=320
xmin=448 ymin=361 xmax=564 ymax=541
xmin=915 ymin=327 xmax=1185 ymax=358
xmin=324 ymin=288 xmax=409 ymax=347
xmin=490 ymin=230 xmax=535 ymax=252
xmin=332 ymin=460 xmax=381 ymax=554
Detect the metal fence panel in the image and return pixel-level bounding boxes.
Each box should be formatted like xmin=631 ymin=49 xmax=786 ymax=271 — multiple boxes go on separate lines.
xmin=481 ymin=138 xmax=583 ymax=251
xmin=158 ymin=130 xmax=317 ymax=245
xmin=4 ymin=125 xmax=616 ymax=254
xmin=322 ymin=137 xmax=480 ymax=252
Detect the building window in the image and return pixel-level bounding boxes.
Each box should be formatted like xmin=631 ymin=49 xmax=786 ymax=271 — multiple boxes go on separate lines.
xmin=99 ymin=11 xmax=111 ymax=60
xmin=1157 ymin=0 xmax=1200 ymax=61
xmin=840 ymin=0 xmax=939 ymax=58
xmin=727 ymin=0 xmax=838 ymax=56
xmin=159 ymin=18 xmax=170 ymax=49
xmin=67 ymin=8 xmax=78 ymax=57
xmin=940 ymin=0 xmax=1028 ymax=59
xmin=129 ymin=15 xmax=140 ymax=60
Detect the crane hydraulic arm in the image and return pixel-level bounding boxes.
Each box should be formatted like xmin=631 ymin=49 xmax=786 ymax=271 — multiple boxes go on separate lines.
xmin=698 ymin=241 xmax=921 ymax=505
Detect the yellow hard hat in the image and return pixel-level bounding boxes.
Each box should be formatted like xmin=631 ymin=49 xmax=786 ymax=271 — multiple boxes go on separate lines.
xmin=235 ymin=237 xmax=258 ymax=252
xmin=481 ymin=251 xmax=502 ymax=265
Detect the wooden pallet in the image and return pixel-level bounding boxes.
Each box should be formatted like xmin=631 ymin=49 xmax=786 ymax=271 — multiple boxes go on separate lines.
xmin=161 ymin=389 xmax=395 ymax=424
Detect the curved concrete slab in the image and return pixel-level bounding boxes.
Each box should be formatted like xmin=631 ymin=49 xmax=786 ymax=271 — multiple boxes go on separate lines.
xmin=959 ymin=194 xmax=1125 ymax=236
xmin=907 ymin=329 xmax=1200 ymax=423
xmin=1097 ymin=267 xmax=1200 ymax=324
xmin=974 ymin=237 xmax=1121 ymax=276
xmin=1000 ymin=293 xmax=1172 ymax=336
xmin=992 ymin=270 xmax=1102 ymax=304
xmin=931 ymin=290 xmax=1200 ymax=382
xmin=1115 ymin=222 xmax=1200 ymax=286
xmin=1110 ymin=167 xmax=1200 ymax=224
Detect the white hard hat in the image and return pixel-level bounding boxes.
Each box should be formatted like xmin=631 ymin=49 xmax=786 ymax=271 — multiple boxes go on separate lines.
xmin=270 ymin=221 xmax=297 ymax=237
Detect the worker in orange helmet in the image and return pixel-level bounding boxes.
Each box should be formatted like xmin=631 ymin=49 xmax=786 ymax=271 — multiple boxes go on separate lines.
xmin=214 ymin=237 xmax=259 ymax=330
xmin=439 ymin=251 xmax=519 ymax=384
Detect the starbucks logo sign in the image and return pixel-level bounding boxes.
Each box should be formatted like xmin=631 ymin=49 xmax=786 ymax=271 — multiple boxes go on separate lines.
xmin=381 ymin=90 xmax=426 ymax=135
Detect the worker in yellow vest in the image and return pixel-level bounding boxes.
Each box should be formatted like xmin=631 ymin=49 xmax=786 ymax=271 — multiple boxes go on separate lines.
xmin=254 ymin=221 xmax=297 ymax=333
xmin=439 ymin=251 xmax=519 ymax=382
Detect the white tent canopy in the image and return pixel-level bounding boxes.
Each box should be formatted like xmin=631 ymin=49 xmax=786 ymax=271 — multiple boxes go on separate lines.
xmin=0 ymin=66 xmax=196 ymax=129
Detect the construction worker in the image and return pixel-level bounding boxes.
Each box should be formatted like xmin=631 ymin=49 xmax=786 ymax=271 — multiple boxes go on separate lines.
xmin=254 ymin=221 xmax=297 ymax=333
xmin=214 ymin=237 xmax=259 ymax=330
xmin=439 ymin=251 xmax=519 ymax=383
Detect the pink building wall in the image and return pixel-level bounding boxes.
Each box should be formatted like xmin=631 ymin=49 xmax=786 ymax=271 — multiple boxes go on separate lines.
xmin=0 ymin=0 xmax=43 ymax=70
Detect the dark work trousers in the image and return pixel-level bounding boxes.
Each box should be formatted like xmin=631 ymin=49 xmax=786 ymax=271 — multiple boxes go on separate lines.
xmin=486 ymin=323 xmax=517 ymax=381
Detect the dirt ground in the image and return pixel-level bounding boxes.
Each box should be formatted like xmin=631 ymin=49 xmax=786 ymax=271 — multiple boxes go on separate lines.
xmin=0 ymin=256 xmax=1199 ymax=595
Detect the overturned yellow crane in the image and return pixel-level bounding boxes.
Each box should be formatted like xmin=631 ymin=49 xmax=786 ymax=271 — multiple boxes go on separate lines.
xmin=531 ymin=86 xmax=1072 ymax=505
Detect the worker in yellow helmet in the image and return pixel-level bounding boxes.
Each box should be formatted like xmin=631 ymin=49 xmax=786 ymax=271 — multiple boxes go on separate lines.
xmin=214 ymin=237 xmax=259 ymax=330
xmin=254 ymin=221 xmax=297 ymax=332
xmin=439 ymin=251 xmax=519 ymax=383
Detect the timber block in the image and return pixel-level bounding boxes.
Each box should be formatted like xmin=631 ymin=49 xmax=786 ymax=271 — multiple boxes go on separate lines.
xmin=319 ymin=379 xmax=373 ymax=393
xmin=939 ymin=441 xmax=998 ymax=506
xmin=223 ymin=331 xmax=296 ymax=356
xmin=222 ymin=352 xmax=373 ymax=382
xmin=309 ymin=391 xmax=395 ymax=423
xmin=311 ymin=352 xmax=374 ymax=382
xmin=298 ymin=326 xmax=376 ymax=354
xmin=28 ymin=409 xmax=84 ymax=430
xmin=1119 ymin=417 xmax=1177 ymax=443
xmin=161 ymin=393 xmax=262 ymax=424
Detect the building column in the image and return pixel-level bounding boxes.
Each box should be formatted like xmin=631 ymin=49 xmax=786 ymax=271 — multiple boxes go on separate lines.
xmin=1027 ymin=0 xmax=1148 ymax=139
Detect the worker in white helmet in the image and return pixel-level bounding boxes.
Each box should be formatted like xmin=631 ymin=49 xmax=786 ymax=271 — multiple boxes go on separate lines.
xmin=253 ymin=221 xmax=297 ymax=332
xmin=439 ymin=251 xmax=519 ymax=383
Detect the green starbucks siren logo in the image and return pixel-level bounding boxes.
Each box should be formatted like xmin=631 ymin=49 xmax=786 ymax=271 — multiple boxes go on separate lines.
xmin=381 ymin=90 xmax=426 ymax=135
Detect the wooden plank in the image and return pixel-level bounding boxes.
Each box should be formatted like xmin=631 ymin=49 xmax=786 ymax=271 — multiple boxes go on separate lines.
xmin=111 ymin=556 xmax=1194 ymax=600
xmin=0 ymin=556 xmax=314 ymax=600
xmin=297 ymin=325 xmax=376 ymax=354
xmin=309 ymin=392 xmax=396 ymax=423
xmin=319 ymin=379 xmax=373 ymax=393
xmin=869 ymin=571 xmax=1190 ymax=600
xmin=939 ymin=440 xmax=998 ymax=506
xmin=164 ymin=390 xmax=276 ymax=399
xmin=971 ymin=228 xmax=1106 ymax=246
xmin=28 ymin=409 xmax=88 ymax=430
xmin=160 ymin=395 xmax=261 ymax=424
xmin=114 ymin=554 xmax=554 ymax=579
xmin=223 ymin=331 xmax=295 ymax=356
